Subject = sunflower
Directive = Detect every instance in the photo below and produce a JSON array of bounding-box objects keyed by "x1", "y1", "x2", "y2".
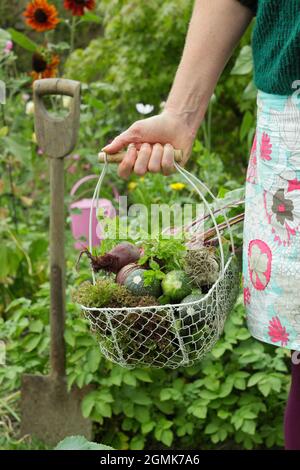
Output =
[
  {"x1": 23, "y1": 0, "x2": 59, "y2": 32},
  {"x1": 31, "y1": 52, "x2": 60, "y2": 81},
  {"x1": 64, "y1": 0, "x2": 96, "y2": 16}
]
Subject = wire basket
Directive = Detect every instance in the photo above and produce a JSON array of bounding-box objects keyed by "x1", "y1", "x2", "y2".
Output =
[{"x1": 78, "y1": 156, "x2": 240, "y2": 369}]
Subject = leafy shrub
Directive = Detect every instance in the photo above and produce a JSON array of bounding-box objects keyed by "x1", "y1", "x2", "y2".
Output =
[
  {"x1": 0, "y1": 283, "x2": 290, "y2": 450},
  {"x1": 0, "y1": 0, "x2": 285, "y2": 452}
]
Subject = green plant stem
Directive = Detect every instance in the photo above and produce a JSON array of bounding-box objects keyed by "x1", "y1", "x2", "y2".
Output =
[
  {"x1": 207, "y1": 100, "x2": 213, "y2": 152},
  {"x1": 6, "y1": 227, "x2": 33, "y2": 275},
  {"x1": 70, "y1": 16, "x2": 77, "y2": 53},
  {"x1": 7, "y1": 161, "x2": 18, "y2": 232},
  {"x1": 1, "y1": 104, "x2": 6, "y2": 126}
]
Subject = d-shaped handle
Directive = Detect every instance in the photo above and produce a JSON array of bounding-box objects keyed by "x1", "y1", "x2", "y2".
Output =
[{"x1": 33, "y1": 78, "x2": 81, "y2": 158}]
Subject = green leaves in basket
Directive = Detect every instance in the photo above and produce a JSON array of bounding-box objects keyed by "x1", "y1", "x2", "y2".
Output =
[{"x1": 139, "y1": 236, "x2": 187, "y2": 272}]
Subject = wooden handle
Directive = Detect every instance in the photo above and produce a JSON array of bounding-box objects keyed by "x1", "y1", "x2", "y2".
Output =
[
  {"x1": 50, "y1": 158, "x2": 66, "y2": 379},
  {"x1": 33, "y1": 78, "x2": 80, "y2": 97},
  {"x1": 98, "y1": 148, "x2": 184, "y2": 164},
  {"x1": 33, "y1": 78, "x2": 81, "y2": 158},
  {"x1": 33, "y1": 79, "x2": 81, "y2": 379}
]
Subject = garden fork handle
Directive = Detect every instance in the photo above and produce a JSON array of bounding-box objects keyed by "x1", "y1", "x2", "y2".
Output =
[
  {"x1": 34, "y1": 78, "x2": 81, "y2": 158},
  {"x1": 33, "y1": 79, "x2": 81, "y2": 380}
]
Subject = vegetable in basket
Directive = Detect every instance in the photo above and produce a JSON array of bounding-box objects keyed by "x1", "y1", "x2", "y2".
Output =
[
  {"x1": 124, "y1": 268, "x2": 162, "y2": 298},
  {"x1": 116, "y1": 262, "x2": 140, "y2": 284},
  {"x1": 74, "y1": 173, "x2": 244, "y2": 368},
  {"x1": 184, "y1": 246, "x2": 220, "y2": 288},
  {"x1": 79, "y1": 242, "x2": 140, "y2": 274},
  {"x1": 180, "y1": 289, "x2": 205, "y2": 326},
  {"x1": 161, "y1": 270, "x2": 192, "y2": 302}
]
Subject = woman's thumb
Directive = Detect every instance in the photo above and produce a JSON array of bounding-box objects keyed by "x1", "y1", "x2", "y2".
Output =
[
  {"x1": 102, "y1": 127, "x2": 139, "y2": 153},
  {"x1": 102, "y1": 122, "x2": 145, "y2": 153},
  {"x1": 101, "y1": 136, "x2": 124, "y2": 153}
]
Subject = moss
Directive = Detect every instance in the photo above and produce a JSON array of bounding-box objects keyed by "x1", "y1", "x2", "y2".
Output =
[
  {"x1": 73, "y1": 279, "x2": 159, "y2": 309},
  {"x1": 184, "y1": 247, "x2": 220, "y2": 288}
]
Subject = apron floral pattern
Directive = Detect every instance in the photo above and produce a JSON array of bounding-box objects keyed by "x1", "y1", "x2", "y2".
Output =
[{"x1": 242, "y1": 90, "x2": 300, "y2": 351}]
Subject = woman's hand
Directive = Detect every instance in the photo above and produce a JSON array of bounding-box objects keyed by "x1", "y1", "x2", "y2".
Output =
[
  {"x1": 101, "y1": 0, "x2": 253, "y2": 180},
  {"x1": 101, "y1": 109, "x2": 196, "y2": 179}
]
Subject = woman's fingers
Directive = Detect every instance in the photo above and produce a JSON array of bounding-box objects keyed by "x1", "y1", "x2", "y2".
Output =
[
  {"x1": 161, "y1": 143, "x2": 175, "y2": 175},
  {"x1": 118, "y1": 142, "x2": 175, "y2": 178},
  {"x1": 118, "y1": 144, "x2": 137, "y2": 179},
  {"x1": 148, "y1": 143, "x2": 163, "y2": 173},
  {"x1": 134, "y1": 143, "x2": 152, "y2": 176}
]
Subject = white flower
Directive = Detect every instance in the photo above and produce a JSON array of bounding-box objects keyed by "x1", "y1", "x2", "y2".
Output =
[
  {"x1": 136, "y1": 103, "x2": 154, "y2": 115},
  {"x1": 26, "y1": 101, "x2": 35, "y2": 115},
  {"x1": 249, "y1": 244, "x2": 269, "y2": 286}
]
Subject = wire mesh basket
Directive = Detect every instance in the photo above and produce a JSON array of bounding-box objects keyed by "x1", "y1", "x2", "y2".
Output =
[{"x1": 78, "y1": 155, "x2": 241, "y2": 369}]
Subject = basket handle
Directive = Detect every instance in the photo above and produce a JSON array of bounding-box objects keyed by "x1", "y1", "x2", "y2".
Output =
[
  {"x1": 70, "y1": 174, "x2": 120, "y2": 200},
  {"x1": 89, "y1": 152, "x2": 235, "y2": 284},
  {"x1": 173, "y1": 163, "x2": 236, "y2": 275}
]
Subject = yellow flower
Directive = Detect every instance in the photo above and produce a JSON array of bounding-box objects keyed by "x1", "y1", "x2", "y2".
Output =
[
  {"x1": 170, "y1": 182, "x2": 186, "y2": 191},
  {"x1": 128, "y1": 182, "x2": 138, "y2": 191}
]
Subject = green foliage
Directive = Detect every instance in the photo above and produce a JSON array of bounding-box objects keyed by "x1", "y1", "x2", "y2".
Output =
[
  {"x1": 65, "y1": 0, "x2": 192, "y2": 108},
  {"x1": 8, "y1": 29, "x2": 38, "y2": 53},
  {"x1": 54, "y1": 435, "x2": 114, "y2": 451},
  {"x1": 139, "y1": 237, "x2": 187, "y2": 272},
  {"x1": 0, "y1": 0, "x2": 287, "y2": 452},
  {"x1": 1, "y1": 286, "x2": 290, "y2": 450}
]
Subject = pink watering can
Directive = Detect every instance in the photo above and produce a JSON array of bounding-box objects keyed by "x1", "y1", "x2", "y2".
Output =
[{"x1": 69, "y1": 175, "x2": 118, "y2": 249}]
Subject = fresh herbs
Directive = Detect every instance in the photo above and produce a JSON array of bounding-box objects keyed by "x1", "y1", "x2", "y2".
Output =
[{"x1": 139, "y1": 236, "x2": 186, "y2": 272}]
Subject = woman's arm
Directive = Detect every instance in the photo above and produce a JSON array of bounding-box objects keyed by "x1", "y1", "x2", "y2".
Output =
[
  {"x1": 102, "y1": 0, "x2": 254, "y2": 178},
  {"x1": 165, "y1": 0, "x2": 254, "y2": 136}
]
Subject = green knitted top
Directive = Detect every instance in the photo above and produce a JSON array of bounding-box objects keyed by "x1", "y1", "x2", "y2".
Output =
[{"x1": 238, "y1": 0, "x2": 300, "y2": 95}]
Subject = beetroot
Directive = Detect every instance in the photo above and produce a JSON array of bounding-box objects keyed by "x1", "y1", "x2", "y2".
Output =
[
  {"x1": 116, "y1": 263, "x2": 140, "y2": 284},
  {"x1": 78, "y1": 242, "x2": 140, "y2": 274}
]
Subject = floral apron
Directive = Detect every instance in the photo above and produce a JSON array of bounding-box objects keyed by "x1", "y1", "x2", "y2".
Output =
[{"x1": 242, "y1": 90, "x2": 300, "y2": 351}]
